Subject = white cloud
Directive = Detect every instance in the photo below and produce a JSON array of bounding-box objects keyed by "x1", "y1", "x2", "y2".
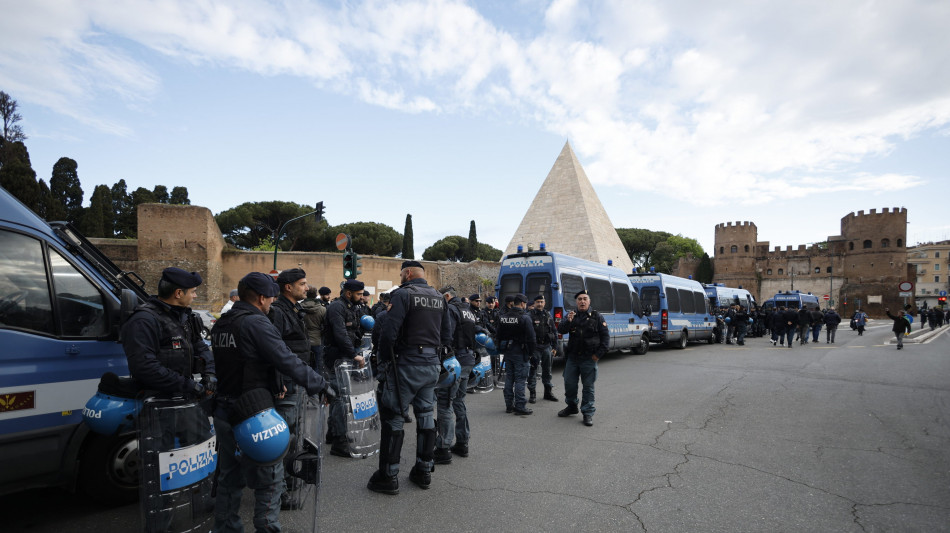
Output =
[{"x1": 2, "y1": 0, "x2": 949, "y2": 204}]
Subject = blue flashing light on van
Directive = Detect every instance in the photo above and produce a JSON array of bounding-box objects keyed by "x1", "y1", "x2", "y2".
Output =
[
  {"x1": 495, "y1": 250, "x2": 651, "y2": 356},
  {"x1": 629, "y1": 271, "x2": 715, "y2": 348},
  {"x1": 762, "y1": 290, "x2": 820, "y2": 311},
  {"x1": 0, "y1": 187, "x2": 147, "y2": 503}
]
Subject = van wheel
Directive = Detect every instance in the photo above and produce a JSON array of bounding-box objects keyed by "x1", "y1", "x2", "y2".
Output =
[
  {"x1": 675, "y1": 331, "x2": 688, "y2": 349},
  {"x1": 633, "y1": 335, "x2": 649, "y2": 355},
  {"x1": 78, "y1": 433, "x2": 140, "y2": 505}
]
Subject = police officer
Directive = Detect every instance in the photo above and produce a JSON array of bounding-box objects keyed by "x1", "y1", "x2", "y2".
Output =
[
  {"x1": 367, "y1": 261, "x2": 449, "y2": 494},
  {"x1": 210, "y1": 272, "x2": 335, "y2": 533},
  {"x1": 267, "y1": 268, "x2": 311, "y2": 510},
  {"x1": 557, "y1": 290, "x2": 609, "y2": 427},
  {"x1": 733, "y1": 305, "x2": 750, "y2": 346},
  {"x1": 434, "y1": 286, "x2": 480, "y2": 464},
  {"x1": 498, "y1": 293, "x2": 536, "y2": 416},
  {"x1": 323, "y1": 279, "x2": 367, "y2": 457},
  {"x1": 122, "y1": 267, "x2": 215, "y2": 397},
  {"x1": 528, "y1": 295, "x2": 558, "y2": 402}
]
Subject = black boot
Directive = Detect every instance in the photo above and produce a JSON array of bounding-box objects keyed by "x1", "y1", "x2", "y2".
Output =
[
  {"x1": 558, "y1": 404, "x2": 579, "y2": 417},
  {"x1": 543, "y1": 385, "x2": 559, "y2": 402},
  {"x1": 529, "y1": 390, "x2": 537, "y2": 404}
]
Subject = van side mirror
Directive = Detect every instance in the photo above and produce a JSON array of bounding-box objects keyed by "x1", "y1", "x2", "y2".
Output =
[{"x1": 120, "y1": 289, "x2": 139, "y2": 324}]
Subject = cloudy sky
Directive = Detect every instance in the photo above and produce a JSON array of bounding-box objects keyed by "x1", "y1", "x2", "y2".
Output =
[{"x1": 2, "y1": 0, "x2": 949, "y2": 259}]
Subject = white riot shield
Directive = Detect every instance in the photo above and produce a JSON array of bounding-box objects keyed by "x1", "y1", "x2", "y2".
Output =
[
  {"x1": 138, "y1": 397, "x2": 216, "y2": 533},
  {"x1": 334, "y1": 360, "x2": 381, "y2": 458}
]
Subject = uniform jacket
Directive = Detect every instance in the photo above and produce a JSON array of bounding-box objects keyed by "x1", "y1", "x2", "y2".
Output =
[
  {"x1": 377, "y1": 278, "x2": 451, "y2": 366},
  {"x1": 269, "y1": 295, "x2": 311, "y2": 364},
  {"x1": 122, "y1": 296, "x2": 214, "y2": 394},
  {"x1": 529, "y1": 307, "x2": 557, "y2": 347},
  {"x1": 323, "y1": 297, "x2": 363, "y2": 366},
  {"x1": 497, "y1": 307, "x2": 537, "y2": 357},
  {"x1": 557, "y1": 308, "x2": 609, "y2": 360}
]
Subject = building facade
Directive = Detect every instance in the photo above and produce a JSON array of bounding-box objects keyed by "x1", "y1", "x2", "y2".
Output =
[
  {"x1": 907, "y1": 241, "x2": 950, "y2": 309},
  {"x1": 712, "y1": 208, "x2": 914, "y2": 317}
]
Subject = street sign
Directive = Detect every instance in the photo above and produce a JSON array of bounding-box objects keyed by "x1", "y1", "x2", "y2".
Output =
[
  {"x1": 269, "y1": 269, "x2": 279, "y2": 280},
  {"x1": 822, "y1": 294, "x2": 830, "y2": 301},
  {"x1": 941, "y1": 290, "x2": 948, "y2": 297},
  {"x1": 899, "y1": 291, "x2": 912, "y2": 297},
  {"x1": 335, "y1": 233, "x2": 350, "y2": 251},
  {"x1": 898, "y1": 281, "x2": 914, "y2": 292}
]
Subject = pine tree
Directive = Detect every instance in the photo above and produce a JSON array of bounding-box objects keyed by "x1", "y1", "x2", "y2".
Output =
[
  {"x1": 169, "y1": 186, "x2": 190, "y2": 205},
  {"x1": 402, "y1": 214, "x2": 414, "y2": 259},
  {"x1": 152, "y1": 185, "x2": 169, "y2": 204}
]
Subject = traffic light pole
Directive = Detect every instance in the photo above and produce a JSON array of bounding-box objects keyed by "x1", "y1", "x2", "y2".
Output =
[{"x1": 273, "y1": 202, "x2": 324, "y2": 271}]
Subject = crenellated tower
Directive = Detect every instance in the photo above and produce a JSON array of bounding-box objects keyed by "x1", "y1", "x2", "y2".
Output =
[{"x1": 713, "y1": 221, "x2": 759, "y2": 296}]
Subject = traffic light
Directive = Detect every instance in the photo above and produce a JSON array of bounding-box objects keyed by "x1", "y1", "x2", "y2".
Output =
[
  {"x1": 343, "y1": 251, "x2": 355, "y2": 279},
  {"x1": 939, "y1": 296, "x2": 947, "y2": 306},
  {"x1": 314, "y1": 201, "x2": 324, "y2": 222},
  {"x1": 353, "y1": 251, "x2": 362, "y2": 278}
]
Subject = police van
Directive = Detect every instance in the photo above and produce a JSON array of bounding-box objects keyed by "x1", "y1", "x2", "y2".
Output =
[
  {"x1": 703, "y1": 283, "x2": 756, "y2": 311},
  {"x1": 0, "y1": 188, "x2": 146, "y2": 503},
  {"x1": 495, "y1": 246, "x2": 651, "y2": 356},
  {"x1": 629, "y1": 269, "x2": 715, "y2": 347},
  {"x1": 762, "y1": 290, "x2": 820, "y2": 311}
]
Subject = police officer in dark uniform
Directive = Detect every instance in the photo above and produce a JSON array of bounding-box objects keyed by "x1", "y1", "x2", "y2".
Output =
[
  {"x1": 528, "y1": 295, "x2": 558, "y2": 402},
  {"x1": 323, "y1": 279, "x2": 367, "y2": 457},
  {"x1": 498, "y1": 293, "x2": 536, "y2": 416},
  {"x1": 267, "y1": 268, "x2": 311, "y2": 510},
  {"x1": 122, "y1": 267, "x2": 215, "y2": 398},
  {"x1": 367, "y1": 261, "x2": 449, "y2": 495},
  {"x1": 434, "y1": 286, "x2": 480, "y2": 464},
  {"x1": 211, "y1": 272, "x2": 336, "y2": 533},
  {"x1": 557, "y1": 290, "x2": 609, "y2": 427}
]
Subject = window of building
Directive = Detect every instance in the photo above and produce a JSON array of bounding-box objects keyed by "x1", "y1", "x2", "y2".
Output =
[
  {"x1": 744, "y1": 245, "x2": 750, "y2": 252},
  {"x1": 826, "y1": 266, "x2": 832, "y2": 273},
  {"x1": 730, "y1": 245, "x2": 738, "y2": 253},
  {"x1": 936, "y1": 251, "x2": 941, "y2": 258},
  {"x1": 814, "y1": 267, "x2": 820, "y2": 273},
  {"x1": 935, "y1": 264, "x2": 941, "y2": 271},
  {"x1": 719, "y1": 246, "x2": 724, "y2": 254},
  {"x1": 863, "y1": 240, "x2": 872, "y2": 249},
  {"x1": 936, "y1": 275, "x2": 941, "y2": 283},
  {"x1": 881, "y1": 238, "x2": 889, "y2": 248},
  {"x1": 778, "y1": 268, "x2": 784, "y2": 275},
  {"x1": 897, "y1": 238, "x2": 903, "y2": 247},
  {"x1": 767, "y1": 269, "x2": 772, "y2": 275}
]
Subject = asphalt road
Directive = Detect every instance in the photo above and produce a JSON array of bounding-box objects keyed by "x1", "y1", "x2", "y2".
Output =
[{"x1": 6, "y1": 322, "x2": 950, "y2": 532}]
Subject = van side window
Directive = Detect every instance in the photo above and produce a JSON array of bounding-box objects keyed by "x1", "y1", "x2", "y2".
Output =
[
  {"x1": 587, "y1": 278, "x2": 613, "y2": 313},
  {"x1": 499, "y1": 274, "x2": 523, "y2": 305},
  {"x1": 561, "y1": 274, "x2": 585, "y2": 311},
  {"x1": 640, "y1": 287, "x2": 660, "y2": 313},
  {"x1": 525, "y1": 274, "x2": 552, "y2": 310},
  {"x1": 0, "y1": 230, "x2": 54, "y2": 334},
  {"x1": 666, "y1": 287, "x2": 680, "y2": 313},
  {"x1": 630, "y1": 291, "x2": 642, "y2": 316},
  {"x1": 49, "y1": 249, "x2": 108, "y2": 337},
  {"x1": 678, "y1": 288, "x2": 695, "y2": 313},
  {"x1": 693, "y1": 292, "x2": 708, "y2": 314},
  {"x1": 613, "y1": 282, "x2": 631, "y2": 314}
]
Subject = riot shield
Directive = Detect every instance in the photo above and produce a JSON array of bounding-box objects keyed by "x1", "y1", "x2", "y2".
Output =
[
  {"x1": 284, "y1": 395, "x2": 326, "y2": 531},
  {"x1": 138, "y1": 397, "x2": 216, "y2": 533},
  {"x1": 334, "y1": 360, "x2": 381, "y2": 458}
]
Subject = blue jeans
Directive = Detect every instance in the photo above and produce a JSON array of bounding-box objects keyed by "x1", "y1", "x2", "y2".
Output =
[
  {"x1": 213, "y1": 415, "x2": 284, "y2": 533},
  {"x1": 502, "y1": 352, "x2": 530, "y2": 410},
  {"x1": 378, "y1": 363, "x2": 440, "y2": 476},
  {"x1": 436, "y1": 364, "x2": 473, "y2": 448},
  {"x1": 735, "y1": 324, "x2": 748, "y2": 344},
  {"x1": 782, "y1": 328, "x2": 795, "y2": 347},
  {"x1": 563, "y1": 356, "x2": 598, "y2": 415},
  {"x1": 811, "y1": 324, "x2": 822, "y2": 342}
]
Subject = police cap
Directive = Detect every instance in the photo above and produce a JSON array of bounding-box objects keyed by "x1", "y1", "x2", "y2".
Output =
[
  {"x1": 513, "y1": 293, "x2": 528, "y2": 304},
  {"x1": 318, "y1": 286, "x2": 331, "y2": 296},
  {"x1": 343, "y1": 280, "x2": 365, "y2": 292},
  {"x1": 533, "y1": 295, "x2": 545, "y2": 302},
  {"x1": 241, "y1": 272, "x2": 279, "y2": 298},
  {"x1": 363, "y1": 290, "x2": 370, "y2": 296},
  {"x1": 504, "y1": 295, "x2": 514, "y2": 304},
  {"x1": 485, "y1": 296, "x2": 496, "y2": 303},
  {"x1": 275, "y1": 268, "x2": 306, "y2": 287},
  {"x1": 469, "y1": 294, "x2": 481, "y2": 302},
  {"x1": 575, "y1": 290, "x2": 589, "y2": 299},
  {"x1": 161, "y1": 267, "x2": 202, "y2": 289},
  {"x1": 401, "y1": 260, "x2": 424, "y2": 270}
]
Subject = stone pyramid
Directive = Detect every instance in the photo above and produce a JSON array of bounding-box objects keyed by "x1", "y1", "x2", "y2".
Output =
[{"x1": 505, "y1": 141, "x2": 634, "y2": 273}]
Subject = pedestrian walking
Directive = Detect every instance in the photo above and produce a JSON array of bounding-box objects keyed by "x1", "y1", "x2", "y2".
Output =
[
  {"x1": 884, "y1": 307, "x2": 911, "y2": 349},
  {"x1": 824, "y1": 308, "x2": 841, "y2": 343},
  {"x1": 853, "y1": 309, "x2": 869, "y2": 335}
]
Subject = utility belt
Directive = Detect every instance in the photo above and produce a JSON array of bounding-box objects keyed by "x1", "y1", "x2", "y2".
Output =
[
  {"x1": 396, "y1": 345, "x2": 439, "y2": 356},
  {"x1": 498, "y1": 340, "x2": 527, "y2": 353}
]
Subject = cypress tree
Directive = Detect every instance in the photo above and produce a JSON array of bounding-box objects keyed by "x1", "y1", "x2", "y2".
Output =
[
  {"x1": 402, "y1": 214, "x2": 414, "y2": 259},
  {"x1": 49, "y1": 157, "x2": 84, "y2": 225},
  {"x1": 465, "y1": 220, "x2": 478, "y2": 261},
  {"x1": 697, "y1": 253, "x2": 714, "y2": 284}
]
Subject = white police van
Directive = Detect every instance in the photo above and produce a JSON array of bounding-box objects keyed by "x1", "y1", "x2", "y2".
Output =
[{"x1": 0, "y1": 187, "x2": 145, "y2": 503}]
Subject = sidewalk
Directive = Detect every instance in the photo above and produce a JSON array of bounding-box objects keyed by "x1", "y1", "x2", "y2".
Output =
[{"x1": 888, "y1": 323, "x2": 949, "y2": 344}]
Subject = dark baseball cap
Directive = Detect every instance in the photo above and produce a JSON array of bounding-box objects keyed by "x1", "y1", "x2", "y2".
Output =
[{"x1": 240, "y1": 272, "x2": 279, "y2": 298}]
